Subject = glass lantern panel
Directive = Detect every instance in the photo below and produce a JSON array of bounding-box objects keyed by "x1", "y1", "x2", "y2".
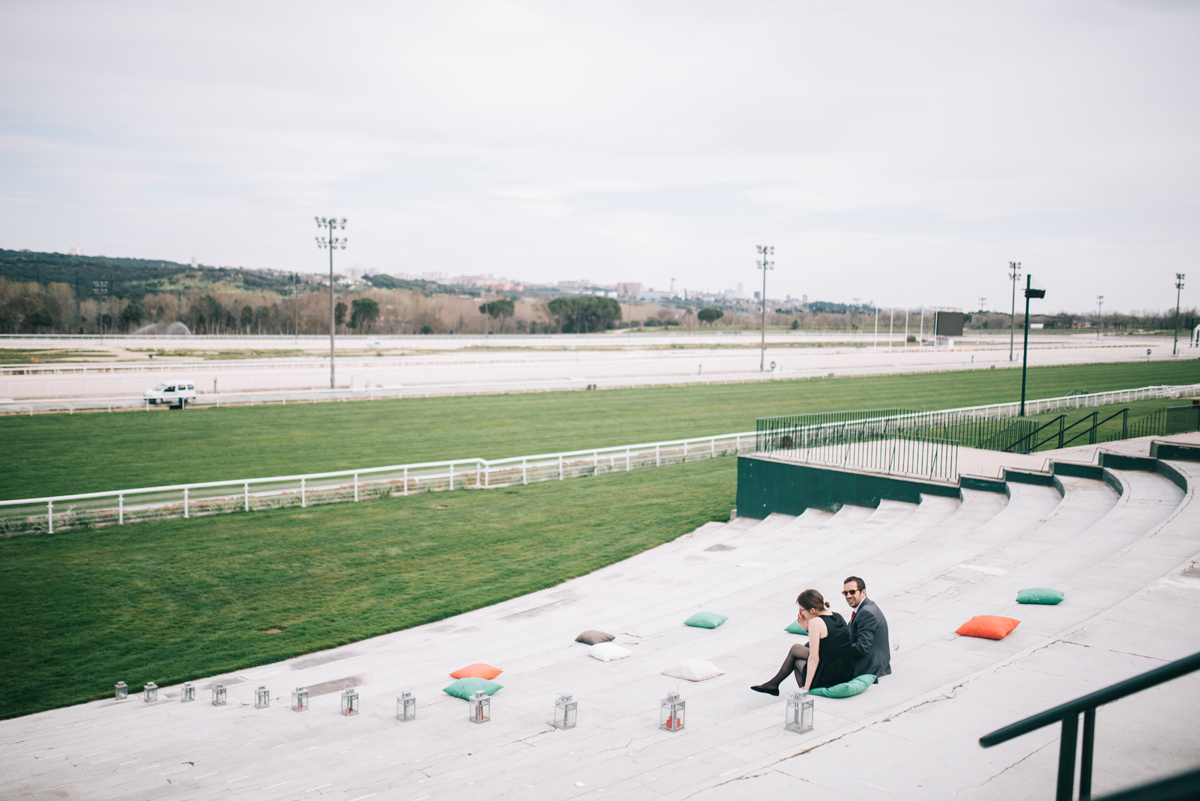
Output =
[
  {"x1": 469, "y1": 693, "x2": 490, "y2": 723},
  {"x1": 341, "y1": 690, "x2": 359, "y2": 716},
  {"x1": 115, "y1": 682, "x2": 128, "y2": 700},
  {"x1": 660, "y1": 698, "x2": 685, "y2": 731},
  {"x1": 397, "y1": 695, "x2": 416, "y2": 721},
  {"x1": 292, "y1": 688, "x2": 309, "y2": 712},
  {"x1": 181, "y1": 683, "x2": 195, "y2": 703},
  {"x1": 256, "y1": 687, "x2": 270, "y2": 709},
  {"x1": 212, "y1": 685, "x2": 226, "y2": 706}
]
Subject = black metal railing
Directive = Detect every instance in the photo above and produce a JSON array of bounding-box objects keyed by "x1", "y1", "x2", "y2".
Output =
[{"x1": 979, "y1": 650, "x2": 1200, "y2": 801}]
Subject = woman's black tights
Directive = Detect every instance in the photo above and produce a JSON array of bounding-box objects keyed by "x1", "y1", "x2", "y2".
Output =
[{"x1": 754, "y1": 643, "x2": 810, "y2": 693}]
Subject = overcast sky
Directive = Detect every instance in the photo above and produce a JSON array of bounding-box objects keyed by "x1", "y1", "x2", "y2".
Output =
[{"x1": 2, "y1": 1, "x2": 1198, "y2": 313}]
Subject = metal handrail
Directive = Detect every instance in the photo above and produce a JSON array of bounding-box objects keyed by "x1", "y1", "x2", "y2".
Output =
[
  {"x1": 980, "y1": 650, "x2": 1200, "y2": 801},
  {"x1": 1009, "y1": 414, "x2": 1066, "y2": 453}
]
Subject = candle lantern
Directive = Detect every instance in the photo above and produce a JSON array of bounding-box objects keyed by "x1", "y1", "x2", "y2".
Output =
[
  {"x1": 143, "y1": 682, "x2": 158, "y2": 703},
  {"x1": 255, "y1": 685, "x2": 270, "y2": 709},
  {"x1": 468, "y1": 689, "x2": 490, "y2": 724},
  {"x1": 340, "y1": 684, "x2": 359, "y2": 717},
  {"x1": 785, "y1": 691, "x2": 814, "y2": 734},
  {"x1": 551, "y1": 693, "x2": 577, "y2": 730},
  {"x1": 212, "y1": 684, "x2": 227, "y2": 706},
  {"x1": 396, "y1": 687, "x2": 416, "y2": 722},
  {"x1": 181, "y1": 682, "x2": 195, "y2": 703},
  {"x1": 115, "y1": 681, "x2": 128, "y2": 701},
  {"x1": 659, "y1": 686, "x2": 685, "y2": 732},
  {"x1": 292, "y1": 686, "x2": 309, "y2": 712}
]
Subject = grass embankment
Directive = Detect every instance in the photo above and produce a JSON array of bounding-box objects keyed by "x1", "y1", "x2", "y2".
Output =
[
  {"x1": 0, "y1": 459, "x2": 735, "y2": 719},
  {"x1": 2, "y1": 360, "x2": 1198, "y2": 500},
  {"x1": 1, "y1": 359, "x2": 1198, "y2": 720}
]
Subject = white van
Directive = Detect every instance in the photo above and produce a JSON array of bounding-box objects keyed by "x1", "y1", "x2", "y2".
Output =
[{"x1": 144, "y1": 380, "x2": 197, "y2": 406}]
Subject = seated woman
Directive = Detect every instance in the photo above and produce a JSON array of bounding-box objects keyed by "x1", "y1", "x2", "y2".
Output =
[{"x1": 751, "y1": 589, "x2": 855, "y2": 696}]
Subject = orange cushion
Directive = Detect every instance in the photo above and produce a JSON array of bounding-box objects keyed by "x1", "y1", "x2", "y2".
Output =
[
  {"x1": 449, "y1": 663, "x2": 503, "y2": 680},
  {"x1": 956, "y1": 615, "x2": 1020, "y2": 640}
]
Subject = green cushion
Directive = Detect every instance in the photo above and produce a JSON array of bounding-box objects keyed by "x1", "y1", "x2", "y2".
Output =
[
  {"x1": 785, "y1": 620, "x2": 808, "y2": 635},
  {"x1": 684, "y1": 611, "x2": 728, "y2": 629},
  {"x1": 1016, "y1": 588, "x2": 1065, "y2": 605},
  {"x1": 443, "y1": 677, "x2": 503, "y2": 700},
  {"x1": 809, "y1": 674, "x2": 876, "y2": 698}
]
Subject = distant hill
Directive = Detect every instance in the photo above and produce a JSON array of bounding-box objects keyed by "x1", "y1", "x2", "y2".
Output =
[{"x1": 0, "y1": 249, "x2": 298, "y2": 299}]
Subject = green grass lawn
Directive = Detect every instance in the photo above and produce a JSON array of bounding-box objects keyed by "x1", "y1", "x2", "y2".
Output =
[
  {"x1": 0, "y1": 458, "x2": 735, "y2": 720},
  {"x1": 3, "y1": 360, "x2": 1198, "y2": 500}
]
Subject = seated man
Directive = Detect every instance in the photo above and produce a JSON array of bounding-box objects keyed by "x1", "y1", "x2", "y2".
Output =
[{"x1": 843, "y1": 576, "x2": 891, "y2": 682}]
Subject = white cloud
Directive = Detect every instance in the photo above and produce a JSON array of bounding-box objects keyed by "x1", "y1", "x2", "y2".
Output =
[{"x1": 1, "y1": 0, "x2": 1198, "y2": 311}]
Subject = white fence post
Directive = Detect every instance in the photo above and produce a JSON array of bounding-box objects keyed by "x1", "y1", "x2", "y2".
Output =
[
  {"x1": 710, "y1": 437, "x2": 715, "y2": 457},
  {"x1": 244, "y1": 483, "x2": 249, "y2": 512},
  {"x1": 48, "y1": 500, "x2": 53, "y2": 534},
  {"x1": 118, "y1": 493, "x2": 123, "y2": 525},
  {"x1": 559, "y1": 455, "x2": 563, "y2": 480},
  {"x1": 523, "y1": 459, "x2": 528, "y2": 485},
  {"x1": 450, "y1": 464, "x2": 455, "y2": 491},
  {"x1": 683, "y1": 441, "x2": 688, "y2": 462},
  {"x1": 354, "y1": 473, "x2": 359, "y2": 502},
  {"x1": 301, "y1": 478, "x2": 306, "y2": 508},
  {"x1": 404, "y1": 467, "x2": 409, "y2": 496},
  {"x1": 626, "y1": 448, "x2": 631, "y2": 471},
  {"x1": 184, "y1": 488, "x2": 189, "y2": 518},
  {"x1": 655, "y1": 444, "x2": 660, "y2": 466}
]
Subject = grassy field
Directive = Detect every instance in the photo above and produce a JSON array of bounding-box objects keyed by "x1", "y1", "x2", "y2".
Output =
[
  {"x1": 3, "y1": 360, "x2": 1198, "y2": 500},
  {"x1": 2, "y1": 359, "x2": 1199, "y2": 720},
  {"x1": 0, "y1": 458, "x2": 735, "y2": 719}
]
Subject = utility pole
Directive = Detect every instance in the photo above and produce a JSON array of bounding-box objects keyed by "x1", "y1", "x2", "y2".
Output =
[
  {"x1": 1019, "y1": 275, "x2": 1047, "y2": 416},
  {"x1": 315, "y1": 216, "x2": 347, "y2": 390},
  {"x1": 1096, "y1": 295, "x2": 1104, "y2": 340},
  {"x1": 1173, "y1": 273, "x2": 1186, "y2": 356},
  {"x1": 756, "y1": 245, "x2": 774, "y2": 372},
  {"x1": 1008, "y1": 261, "x2": 1021, "y2": 361}
]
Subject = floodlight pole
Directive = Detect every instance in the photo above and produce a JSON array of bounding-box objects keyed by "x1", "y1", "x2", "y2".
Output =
[
  {"x1": 1008, "y1": 261, "x2": 1021, "y2": 361},
  {"x1": 315, "y1": 216, "x2": 347, "y2": 390},
  {"x1": 1173, "y1": 273, "x2": 1185, "y2": 356},
  {"x1": 1019, "y1": 275, "x2": 1046, "y2": 416},
  {"x1": 1096, "y1": 295, "x2": 1104, "y2": 340},
  {"x1": 756, "y1": 245, "x2": 774, "y2": 372}
]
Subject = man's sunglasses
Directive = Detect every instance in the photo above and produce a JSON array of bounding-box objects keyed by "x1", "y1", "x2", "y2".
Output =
[{"x1": 842, "y1": 590, "x2": 860, "y2": 596}]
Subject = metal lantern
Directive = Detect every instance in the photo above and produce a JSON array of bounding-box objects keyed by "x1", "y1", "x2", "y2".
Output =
[
  {"x1": 143, "y1": 682, "x2": 158, "y2": 703},
  {"x1": 551, "y1": 693, "x2": 577, "y2": 730},
  {"x1": 181, "y1": 682, "x2": 195, "y2": 703},
  {"x1": 785, "y1": 691, "x2": 814, "y2": 734},
  {"x1": 114, "y1": 681, "x2": 128, "y2": 701},
  {"x1": 468, "y1": 689, "x2": 491, "y2": 724},
  {"x1": 212, "y1": 684, "x2": 227, "y2": 706},
  {"x1": 255, "y1": 685, "x2": 270, "y2": 709},
  {"x1": 659, "y1": 686, "x2": 685, "y2": 732},
  {"x1": 292, "y1": 686, "x2": 309, "y2": 712},
  {"x1": 396, "y1": 688, "x2": 416, "y2": 722},
  {"x1": 341, "y1": 684, "x2": 359, "y2": 717}
]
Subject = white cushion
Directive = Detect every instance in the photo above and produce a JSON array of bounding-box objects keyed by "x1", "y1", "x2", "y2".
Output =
[
  {"x1": 588, "y1": 642, "x2": 631, "y2": 662},
  {"x1": 661, "y1": 659, "x2": 724, "y2": 682}
]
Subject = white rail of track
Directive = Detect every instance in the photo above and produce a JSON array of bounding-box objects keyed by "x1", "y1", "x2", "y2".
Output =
[{"x1": 2, "y1": 382, "x2": 1198, "y2": 537}]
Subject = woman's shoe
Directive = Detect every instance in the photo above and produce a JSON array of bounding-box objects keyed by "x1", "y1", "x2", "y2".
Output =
[{"x1": 750, "y1": 684, "x2": 779, "y2": 696}]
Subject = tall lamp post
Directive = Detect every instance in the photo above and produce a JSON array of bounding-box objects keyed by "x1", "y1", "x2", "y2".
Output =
[
  {"x1": 1096, "y1": 295, "x2": 1104, "y2": 340},
  {"x1": 756, "y1": 245, "x2": 774, "y2": 372},
  {"x1": 315, "y1": 216, "x2": 347, "y2": 390},
  {"x1": 1019, "y1": 275, "x2": 1046, "y2": 416},
  {"x1": 1008, "y1": 261, "x2": 1021, "y2": 361},
  {"x1": 1173, "y1": 273, "x2": 1186, "y2": 356}
]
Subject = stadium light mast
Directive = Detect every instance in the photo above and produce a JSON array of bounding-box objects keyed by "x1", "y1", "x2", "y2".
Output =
[
  {"x1": 1173, "y1": 274, "x2": 1186, "y2": 356},
  {"x1": 1008, "y1": 261, "x2": 1021, "y2": 361},
  {"x1": 1096, "y1": 295, "x2": 1104, "y2": 340},
  {"x1": 1019, "y1": 275, "x2": 1046, "y2": 416},
  {"x1": 756, "y1": 245, "x2": 774, "y2": 372},
  {"x1": 315, "y1": 216, "x2": 347, "y2": 390}
]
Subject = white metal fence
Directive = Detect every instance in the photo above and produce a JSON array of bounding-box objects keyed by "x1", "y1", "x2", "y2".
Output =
[
  {"x1": 0, "y1": 433, "x2": 756, "y2": 537},
  {"x1": 2, "y1": 382, "x2": 1198, "y2": 537}
]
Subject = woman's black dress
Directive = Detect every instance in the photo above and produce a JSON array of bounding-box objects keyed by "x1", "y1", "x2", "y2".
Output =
[{"x1": 806, "y1": 612, "x2": 856, "y2": 689}]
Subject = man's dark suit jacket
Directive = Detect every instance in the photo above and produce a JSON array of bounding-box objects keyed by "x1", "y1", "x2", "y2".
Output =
[{"x1": 848, "y1": 597, "x2": 892, "y2": 680}]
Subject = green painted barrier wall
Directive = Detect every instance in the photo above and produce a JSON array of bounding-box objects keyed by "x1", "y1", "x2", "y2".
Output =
[{"x1": 736, "y1": 456, "x2": 961, "y2": 519}]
